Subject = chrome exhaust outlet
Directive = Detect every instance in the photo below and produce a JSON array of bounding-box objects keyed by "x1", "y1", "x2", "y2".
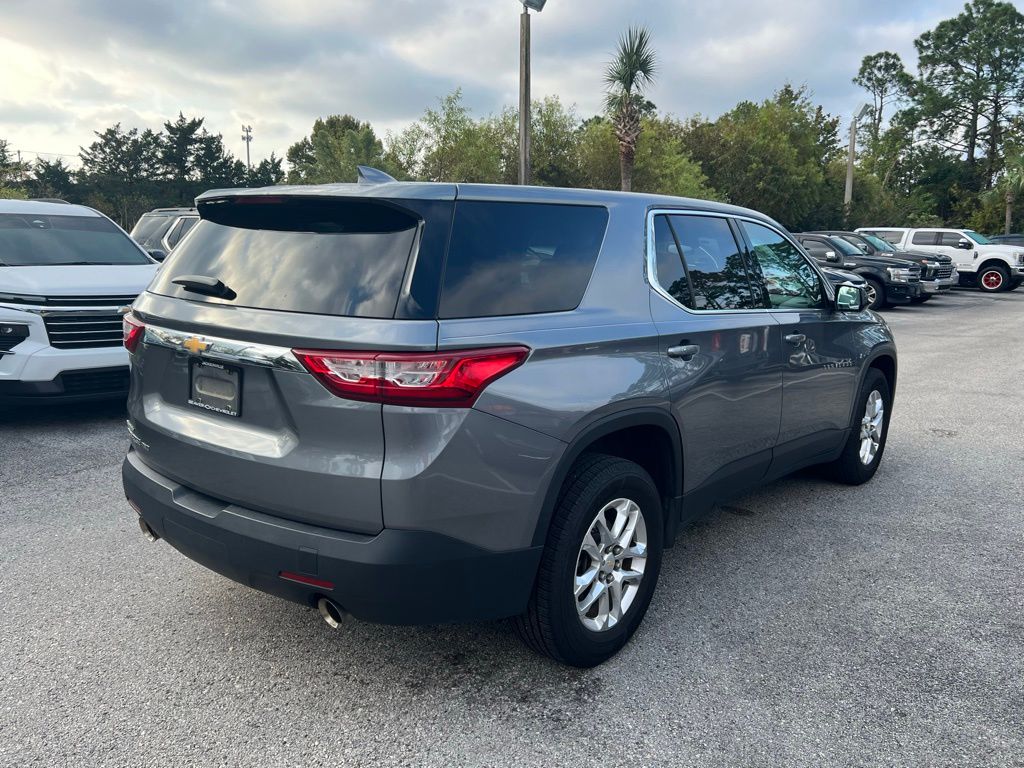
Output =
[
  {"x1": 316, "y1": 597, "x2": 346, "y2": 629},
  {"x1": 137, "y1": 516, "x2": 160, "y2": 542}
]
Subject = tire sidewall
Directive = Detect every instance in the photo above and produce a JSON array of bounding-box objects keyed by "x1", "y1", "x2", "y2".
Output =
[
  {"x1": 849, "y1": 369, "x2": 892, "y2": 481},
  {"x1": 549, "y1": 468, "x2": 663, "y2": 666},
  {"x1": 865, "y1": 277, "x2": 886, "y2": 309},
  {"x1": 978, "y1": 266, "x2": 1008, "y2": 292}
]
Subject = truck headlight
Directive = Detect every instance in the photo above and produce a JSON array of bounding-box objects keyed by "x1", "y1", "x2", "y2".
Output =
[{"x1": 886, "y1": 267, "x2": 913, "y2": 283}]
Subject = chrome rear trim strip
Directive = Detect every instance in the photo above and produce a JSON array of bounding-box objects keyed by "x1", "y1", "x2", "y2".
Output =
[{"x1": 143, "y1": 324, "x2": 305, "y2": 372}]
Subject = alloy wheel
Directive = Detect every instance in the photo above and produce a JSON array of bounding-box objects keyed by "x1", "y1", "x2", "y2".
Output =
[
  {"x1": 574, "y1": 498, "x2": 648, "y2": 632},
  {"x1": 865, "y1": 282, "x2": 879, "y2": 307},
  {"x1": 859, "y1": 390, "x2": 884, "y2": 465}
]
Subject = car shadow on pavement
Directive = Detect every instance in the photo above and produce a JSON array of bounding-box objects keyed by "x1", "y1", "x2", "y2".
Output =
[{"x1": 0, "y1": 398, "x2": 126, "y2": 427}]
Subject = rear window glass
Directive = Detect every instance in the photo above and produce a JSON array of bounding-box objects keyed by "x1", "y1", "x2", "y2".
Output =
[
  {"x1": 130, "y1": 214, "x2": 172, "y2": 246},
  {"x1": 0, "y1": 214, "x2": 150, "y2": 266},
  {"x1": 150, "y1": 197, "x2": 420, "y2": 318},
  {"x1": 439, "y1": 202, "x2": 608, "y2": 318}
]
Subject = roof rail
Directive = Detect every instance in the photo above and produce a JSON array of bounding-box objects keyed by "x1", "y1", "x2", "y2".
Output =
[
  {"x1": 29, "y1": 198, "x2": 71, "y2": 204},
  {"x1": 357, "y1": 166, "x2": 397, "y2": 185}
]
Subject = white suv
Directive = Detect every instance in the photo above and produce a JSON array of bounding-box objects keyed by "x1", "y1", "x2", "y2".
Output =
[
  {"x1": 857, "y1": 227, "x2": 1024, "y2": 292},
  {"x1": 0, "y1": 200, "x2": 158, "y2": 402}
]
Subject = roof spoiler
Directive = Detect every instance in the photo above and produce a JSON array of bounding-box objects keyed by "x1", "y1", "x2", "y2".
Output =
[{"x1": 357, "y1": 166, "x2": 397, "y2": 185}]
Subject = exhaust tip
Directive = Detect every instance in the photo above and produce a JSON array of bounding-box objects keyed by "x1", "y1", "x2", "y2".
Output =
[
  {"x1": 137, "y1": 516, "x2": 160, "y2": 542},
  {"x1": 317, "y1": 597, "x2": 346, "y2": 629}
]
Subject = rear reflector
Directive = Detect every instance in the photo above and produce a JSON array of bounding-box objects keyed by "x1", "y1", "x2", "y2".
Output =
[
  {"x1": 293, "y1": 346, "x2": 529, "y2": 407},
  {"x1": 123, "y1": 312, "x2": 145, "y2": 353},
  {"x1": 279, "y1": 571, "x2": 335, "y2": 590}
]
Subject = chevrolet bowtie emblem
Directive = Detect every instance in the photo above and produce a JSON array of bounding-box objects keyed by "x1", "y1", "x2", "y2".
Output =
[{"x1": 182, "y1": 336, "x2": 210, "y2": 355}]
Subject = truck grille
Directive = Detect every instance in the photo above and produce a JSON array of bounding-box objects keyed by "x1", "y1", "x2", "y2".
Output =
[
  {"x1": 43, "y1": 312, "x2": 125, "y2": 349},
  {"x1": 935, "y1": 265, "x2": 954, "y2": 279}
]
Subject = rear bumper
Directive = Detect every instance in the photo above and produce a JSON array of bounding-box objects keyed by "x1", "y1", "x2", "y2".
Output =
[{"x1": 122, "y1": 449, "x2": 543, "y2": 625}]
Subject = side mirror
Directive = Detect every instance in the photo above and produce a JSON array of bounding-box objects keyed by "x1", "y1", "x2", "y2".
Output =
[
  {"x1": 836, "y1": 283, "x2": 865, "y2": 312},
  {"x1": 147, "y1": 249, "x2": 167, "y2": 262},
  {"x1": 824, "y1": 250, "x2": 840, "y2": 263},
  {"x1": 956, "y1": 239, "x2": 972, "y2": 250}
]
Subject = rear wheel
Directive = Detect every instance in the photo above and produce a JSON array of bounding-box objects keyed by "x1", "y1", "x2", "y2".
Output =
[
  {"x1": 864, "y1": 277, "x2": 886, "y2": 310},
  {"x1": 515, "y1": 454, "x2": 664, "y2": 667},
  {"x1": 1007, "y1": 279, "x2": 1021, "y2": 291},
  {"x1": 822, "y1": 368, "x2": 891, "y2": 485},
  {"x1": 978, "y1": 265, "x2": 1009, "y2": 292}
]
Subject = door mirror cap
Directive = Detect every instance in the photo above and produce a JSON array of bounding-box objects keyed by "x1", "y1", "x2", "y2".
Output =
[
  {"x1": 147, "y1": 249, "x2": 167, "y2": 262},
  {"x1": 956, "y1": 239, "x2": 972, "y2": 249},
  {"x1": 836, "y1": 283, "x2": 865, "y2": 312},
  {"x1": 825, "y1": 250, "x2": 840, "y2": 263}
]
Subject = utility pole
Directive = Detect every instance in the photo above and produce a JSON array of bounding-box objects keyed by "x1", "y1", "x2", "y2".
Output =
[
  {"x1": 844, "y1": 103, "x2": 871, "y2": 226},
  {"x1": 517, "y1": 1, "x2": 546, "y2": 185},
  {"x1": 518, "y1": 6, "x2": 531, "y2": 186},
  {"x1": 241, "y1": 125, "x2": 253, "y2": 172}
]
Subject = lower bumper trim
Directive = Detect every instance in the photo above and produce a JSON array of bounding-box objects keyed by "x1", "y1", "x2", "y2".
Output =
[{"x1": 122, "y1": 450, "x2": 543, "y2": 625}]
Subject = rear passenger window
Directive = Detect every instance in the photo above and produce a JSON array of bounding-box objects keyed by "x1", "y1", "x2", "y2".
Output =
[
  {"x1": 654, "y1": 214, "x2": 757, "y2": 311},
  {"x1": 912, "y1": 231, "x2": 937, "y2": 245},
  {"x1": 439, "y1": 202, "x2": 608, "y2": 318},
  {"x1": 938, "y1": 232, "x2": 962, "y2": 246}
]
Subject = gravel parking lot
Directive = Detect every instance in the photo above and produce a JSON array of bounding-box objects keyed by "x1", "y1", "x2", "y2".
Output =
[{"x1": 2, "y1": 290, "x2": 1022, "y2": 768}]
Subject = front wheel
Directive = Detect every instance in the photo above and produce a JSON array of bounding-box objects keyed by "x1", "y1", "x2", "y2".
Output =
[
  {"x1": 822, "y1": 368, "x2": 892, "y2": 485},
  {"x1": 864, "y1": 277, "x2": 886, "y2": 310},
  {"x1": 515, "y1": 454, "x2": 664, "y2": 667},
  {"x1": 978, "y1": 265, "x2": 1010, "y2": 292}
]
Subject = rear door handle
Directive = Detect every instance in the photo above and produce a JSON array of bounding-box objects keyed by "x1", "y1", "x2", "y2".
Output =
[
  {"x1": 784, "y1": 333, "x2": 806, "y2": 345},
  {"x1": 667, "y1": 344, "x2": 700, "y2": 360}
]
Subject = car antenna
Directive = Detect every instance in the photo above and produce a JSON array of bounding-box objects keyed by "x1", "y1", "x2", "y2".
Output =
[{"x1": 356, "y1": 166, "x2": 397, "y2": 185}]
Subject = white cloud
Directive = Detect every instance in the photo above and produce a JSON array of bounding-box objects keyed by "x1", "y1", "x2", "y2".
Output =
[{"x1": 0, "y1": 0, "x2": 980, "y2": 170}]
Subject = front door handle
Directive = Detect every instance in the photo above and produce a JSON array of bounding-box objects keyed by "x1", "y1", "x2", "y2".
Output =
[
  {"x1": 784, "y1": 333, "x2": 806, "y2": 345},
  {"x1": 667, "y1": 344, "x2": 700, "y2": 360}
]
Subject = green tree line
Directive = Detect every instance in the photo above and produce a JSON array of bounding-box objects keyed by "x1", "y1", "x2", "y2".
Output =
[{"x1": 4, "y1": 0, "x2": 1024, "y2": 234}]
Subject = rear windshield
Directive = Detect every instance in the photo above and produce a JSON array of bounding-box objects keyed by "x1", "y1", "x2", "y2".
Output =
[
  {"x1": 439, "y1": 201, "x2": 608, "y2": 318},
  {"x1": 0, "y1": 213, "x2": 151, "y2": 266},
  {"x1": 150, "y1": 197, "x2": 419, "y2": 318},
  {"x1": 129, "y1": 214, "x2": 173, "y2": 246}
]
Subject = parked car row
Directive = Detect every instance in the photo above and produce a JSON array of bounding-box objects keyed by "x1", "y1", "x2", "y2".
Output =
[
  {"x1": 792, "y1": 230, "x2": 957, "y2": 310},
  {"x1": 857, "y1": 227, "x2": 1024, "y2": 294}
]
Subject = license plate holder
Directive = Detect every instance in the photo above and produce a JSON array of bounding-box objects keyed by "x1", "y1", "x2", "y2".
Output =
[{"x1": 189, "y1": 359, "x2": 242, "y2": 417}]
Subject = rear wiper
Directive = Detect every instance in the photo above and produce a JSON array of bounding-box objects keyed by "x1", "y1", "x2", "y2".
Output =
[{"x1": 172, "y1": 274, "x2": 237, "y2": 300}]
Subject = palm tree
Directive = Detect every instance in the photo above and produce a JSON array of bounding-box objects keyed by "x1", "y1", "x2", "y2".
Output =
[
  {"x1": 986, "y1": 155, "x2": 1024, "y2": 234},
  {"x1": 604, "y1": 26, "x2": 657, "y2": 192}
]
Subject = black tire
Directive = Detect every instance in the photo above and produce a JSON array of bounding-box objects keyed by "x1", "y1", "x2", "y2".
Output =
[
  {"x1": 864, "y1": 277, "x2": 887, "y2": 309},
  {"x1": 1007, "y1": 280, "x2": 1021, "y2": 292},
  {"x1": 823, "y1": 368, "x2": 892, "y2": 485},
  {"x1": 978, "y1": 264, "x2": 1010, "y2": 292},
  {"x1": 514, "y1": 453, "x2": 664, "y2": 667}
]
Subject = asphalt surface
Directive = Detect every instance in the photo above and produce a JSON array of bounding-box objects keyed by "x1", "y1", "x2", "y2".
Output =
[{"x1": 2, "y1": 289, "x2": 1022, "y2": 768}]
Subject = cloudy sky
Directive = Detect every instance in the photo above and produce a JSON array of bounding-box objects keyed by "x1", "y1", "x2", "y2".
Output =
[{"x1": 0, "y1": 0, "x2": 982, "y2": 170}]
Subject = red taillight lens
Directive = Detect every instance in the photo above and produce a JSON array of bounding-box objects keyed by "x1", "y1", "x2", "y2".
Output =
[
  {"x1": 123, "y1": 312, "x2": 145, "y2": 353},
  {"x1": 293, "y1": 346, "x2": 529, "y2": 407}
]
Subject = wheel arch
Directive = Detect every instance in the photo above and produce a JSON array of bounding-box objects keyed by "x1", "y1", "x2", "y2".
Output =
[
  {"x1": 852, "y1": 347, "x2": 898, "y2": 424},
  {"x1": 530, "y1": 408, "x2": 683, "y2": 548}
]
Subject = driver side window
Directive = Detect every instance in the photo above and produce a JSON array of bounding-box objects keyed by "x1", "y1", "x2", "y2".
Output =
[{"x1": 742, "y1": 222, "x2": 827, "y2": 310}]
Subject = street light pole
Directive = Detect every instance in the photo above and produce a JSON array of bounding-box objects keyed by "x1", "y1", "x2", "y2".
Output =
[
  {"x1": 844, "y1": 103, "x2": 871, "y2": 225},
  {"x1": 517, "y1": 0, "x2": 546, "y2": 185},
  {"x1": 518, "y1": 6, "x2": 531, "y2": 185}
]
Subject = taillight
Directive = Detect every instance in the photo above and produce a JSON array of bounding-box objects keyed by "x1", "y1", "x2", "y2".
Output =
[
  {"x1": 123, "y1": 312, "x2": 145, "y2": 353},
  {"x1": 293, "y1": 346, "x2": 529, "y2": 407}
]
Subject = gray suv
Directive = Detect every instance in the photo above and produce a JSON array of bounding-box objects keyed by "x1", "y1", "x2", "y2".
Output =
[{"x1": 122, "y1": 174, "x2": 897, "y2": 667}]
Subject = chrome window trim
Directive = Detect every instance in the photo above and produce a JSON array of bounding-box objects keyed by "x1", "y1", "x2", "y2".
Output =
[
  {"x1": 142, "y1": 324, "x2": 305, "y2": 372},
  {"x1": 644, "y1": 208, "x2": 834, "y2": 316}
]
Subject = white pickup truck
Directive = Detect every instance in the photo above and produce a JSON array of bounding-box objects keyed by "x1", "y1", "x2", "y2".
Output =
[{"x1": 857, "y1": 227, "x2": 1024, "y2": 292}]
